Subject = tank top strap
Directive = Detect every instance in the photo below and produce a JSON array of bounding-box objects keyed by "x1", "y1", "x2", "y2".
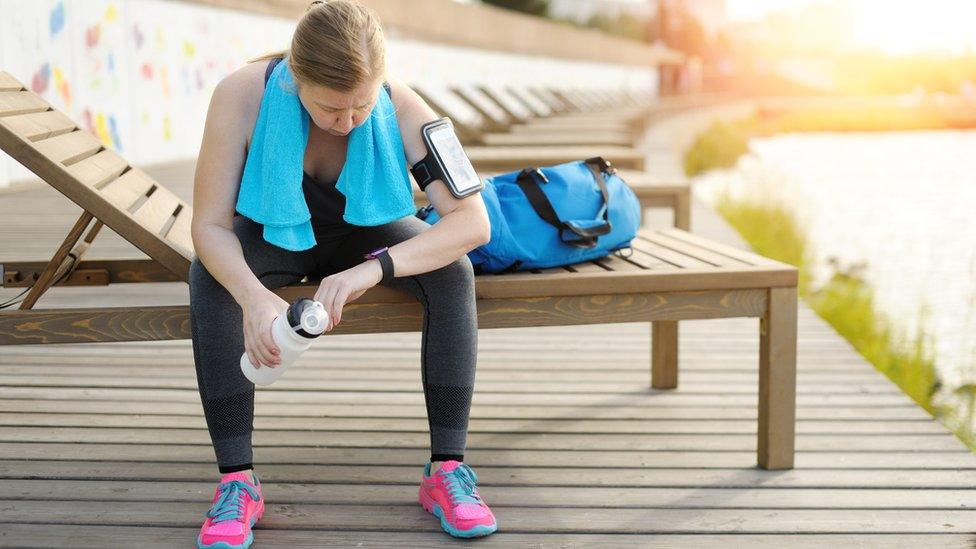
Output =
[{"x1": 264, "y1": 57, "x2": 284, "y2": 86}]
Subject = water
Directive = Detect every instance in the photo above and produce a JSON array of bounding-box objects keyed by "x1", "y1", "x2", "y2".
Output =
[{"x1": 695, "y1": 130, "x2": 976, "y2": 388}]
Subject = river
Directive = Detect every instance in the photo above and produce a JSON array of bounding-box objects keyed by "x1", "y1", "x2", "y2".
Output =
[{"x1": 694, "y1": 130, "x2": 976, "y2": 392}]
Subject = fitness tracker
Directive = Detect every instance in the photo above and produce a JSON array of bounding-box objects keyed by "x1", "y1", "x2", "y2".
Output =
[
  {"x1": 364, "y1": 246, "x2": 395, "y2": 284},
  {"x1": 410, "y1": 117, "x2": 484, "y2": 199}
]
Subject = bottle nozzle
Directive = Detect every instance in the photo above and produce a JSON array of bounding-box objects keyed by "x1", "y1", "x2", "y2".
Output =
[{"x1": 300, "y1": 301, "x2": 328, "y2": 335}]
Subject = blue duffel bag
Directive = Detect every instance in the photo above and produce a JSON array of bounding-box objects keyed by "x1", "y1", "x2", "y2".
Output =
[{"x1": 416, "y1": 157, "x2": 642, "y2": 274}]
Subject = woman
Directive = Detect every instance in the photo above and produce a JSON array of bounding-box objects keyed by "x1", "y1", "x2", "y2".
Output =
[{"x1": 189, "y1": 1, "x2": 495, "y2": 546}]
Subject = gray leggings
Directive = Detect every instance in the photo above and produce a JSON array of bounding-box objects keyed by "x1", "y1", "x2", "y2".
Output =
[{"x1": 189, "y1": 214, "x2": 478, "y2": 473}]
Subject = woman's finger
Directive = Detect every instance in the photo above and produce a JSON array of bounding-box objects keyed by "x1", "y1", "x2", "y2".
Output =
[
  {"x1": 257, "y1": 319, "x2": 277, "y2": 367},
  {"x1": 333, "y1": 290, "x2": 347, "y2": 326}
]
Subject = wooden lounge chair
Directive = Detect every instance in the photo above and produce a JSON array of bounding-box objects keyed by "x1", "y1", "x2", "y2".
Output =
[
  {"x1": 0, "y1": 71, "x2": 797, "y2": 470},
  {"x1": 409, "y1": 84, "x2": 645, "y2": 169}
]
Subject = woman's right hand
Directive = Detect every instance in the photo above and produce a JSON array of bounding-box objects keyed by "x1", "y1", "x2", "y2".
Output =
[{"x1": 241, "y1": 288, "x2": 290, "y2": 369}]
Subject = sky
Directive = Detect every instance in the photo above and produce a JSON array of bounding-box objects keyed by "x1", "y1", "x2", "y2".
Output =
[{"x1": 726, "y1": 0, "x2": 976, "y2": 55}]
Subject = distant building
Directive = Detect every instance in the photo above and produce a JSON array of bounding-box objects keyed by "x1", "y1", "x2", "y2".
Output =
[
  {"x1": 548, "y1": 0, "x2": 654, "y2": 23},
  {"x1": 549, "y1": 0, "x2": 726, "y2": 35}
]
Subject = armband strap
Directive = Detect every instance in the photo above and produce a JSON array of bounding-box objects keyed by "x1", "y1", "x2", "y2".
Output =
[{"x1": 410, "y1": 159, "x2": 437, "y2": 191}]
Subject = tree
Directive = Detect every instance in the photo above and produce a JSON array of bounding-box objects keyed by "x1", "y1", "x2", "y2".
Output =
[{"x1": 481, "y1": 0, "x2": 550, "y2": 17}]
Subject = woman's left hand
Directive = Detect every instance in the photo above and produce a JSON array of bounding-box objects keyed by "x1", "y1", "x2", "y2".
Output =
[{"x1": 314, "y1": 260, "x2": 383, "y2": 331}]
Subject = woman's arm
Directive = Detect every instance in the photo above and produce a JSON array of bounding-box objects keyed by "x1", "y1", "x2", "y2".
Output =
[
  {"x1": 190, "y1": 66, "x2": 268, "y2": 306},
  {"x1": 313, "y1": 78, "x2": 491, "y2": 330},
  {"x1": 383, "y1": 78, "x2": 492, "y2": 277},
  {"x1": 191, "y1": 64, "x2": 292, "y2": 368}
]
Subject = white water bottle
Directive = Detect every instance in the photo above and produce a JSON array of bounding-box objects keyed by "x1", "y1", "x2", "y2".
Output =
[{"x1": 240, "y1": 298, "x2": 329, "y2": 386}]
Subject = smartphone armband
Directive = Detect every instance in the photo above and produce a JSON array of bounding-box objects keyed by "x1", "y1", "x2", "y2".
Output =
[{"x1": 410, "y1": 118, "x2": 484, "y2": 199}]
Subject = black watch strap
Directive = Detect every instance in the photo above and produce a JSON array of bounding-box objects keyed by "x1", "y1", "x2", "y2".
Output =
[{"x1": 376, "y1": 249, "x2": 395, "y2": 284}]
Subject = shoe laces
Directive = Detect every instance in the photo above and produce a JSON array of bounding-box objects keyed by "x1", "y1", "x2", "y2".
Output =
[
  {"x1": 206, "y1": 480, "x2": 260, "y2": 523},
  {"x1": 439, "y1": 463, "x2": 482, "y2": 505}
]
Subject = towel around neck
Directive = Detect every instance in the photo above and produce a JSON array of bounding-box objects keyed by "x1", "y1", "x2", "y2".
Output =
[{"x1": 235, "y1": 57, "x2": 416, "y2": 251}]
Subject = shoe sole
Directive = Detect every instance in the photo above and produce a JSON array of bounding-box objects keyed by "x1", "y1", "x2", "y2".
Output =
[
  {"x1": 418, "y1": 486, "x2": 497, "y2": 538},
  {"x1": 197, "y1": 501, "x2": 264, "y2": 549}
]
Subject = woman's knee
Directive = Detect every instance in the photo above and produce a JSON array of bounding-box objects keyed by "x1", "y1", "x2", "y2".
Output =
[
  {"x1": 438, "y1": 254, "x2": 475, "y2": 284},
  {"x1": 411, "y1": 254, "x2": 476, "y2": 298}
]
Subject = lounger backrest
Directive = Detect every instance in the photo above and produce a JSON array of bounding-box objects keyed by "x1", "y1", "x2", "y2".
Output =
[
  {"x1": 505, "y1": 86, "x2": 553, "y2": 118},
  {"x1": 409, "y1": 84, "x2": 484, "y2": 143},
  {"x1": 0, "y1": 71, "x2": 194, "y2": 281},
  {"x1": 450, "y1": 85, "x2": 510, "y2": 129},
  {"x1": 477, "y1": 85, "x2": 533, "y2": 123}
]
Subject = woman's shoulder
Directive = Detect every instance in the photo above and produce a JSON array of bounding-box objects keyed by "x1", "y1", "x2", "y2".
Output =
[
  {"x1": 212, "y1": 60, "x2": 273, "y2": 149},
  {"x1": 215, "y1": 60, "x2": 268, "y2": 107},
  {"x1": 385, "y1": 77, "x2": 430, "y2": 120}
]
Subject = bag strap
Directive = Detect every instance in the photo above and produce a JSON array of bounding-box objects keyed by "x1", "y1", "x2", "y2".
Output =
[{"x1": 515, "y1": 157, "x2": 614, "y2": 249}]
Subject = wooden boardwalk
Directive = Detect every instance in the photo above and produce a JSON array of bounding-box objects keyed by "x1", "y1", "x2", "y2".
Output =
[{"x1": 1, "y1": 160, "x2": 975, "y2": 547}]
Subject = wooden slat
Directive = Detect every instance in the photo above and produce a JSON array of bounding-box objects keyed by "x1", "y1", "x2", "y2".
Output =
[
  {"x1": 467, "y1": 145, "x2": 645, "y2": 171},
  {"x1": 0, "y1": 109, "x2": 75, "y2": 141},
  {"x1": 33, "y1": 130, "x2": 102, "y2": 166},
  {"x1": 621, "y1": 247, "x2": 670, "y2": 269},
  {"x1": 98, "y1": 168, "x2": 155, "y2": 211},
  {"x1": 594, "y1": 253, "x2": 644, "y2": 271},
  {"x1": 659, "y1": 227, "x2": 791, "y2": 268},
  {"x1": 0, "y1": 386, "x2": 922, "y2": 406},
  {"x1": 632, "y1": 237, "x2": 715, "y2": 268},
  {"x1": 0, "y1": 400, "x2": 932, "y2": 421},
  {"x1": 130, "y1": 185, "x2": 181, "y2": 236},
  {"x1": 3, "y1": 478, "x2": 975, "y2": 509},
  {"x1": 165, "y1": 207, "x2": 194, "y2": 260},
  {"x1": 0, "y1": 373, "x2": 900, "y2": 394},
  {"x1": 508, "y1": 86, "x2": 552, "y2": 117},
  {"x1": 1, "y1": 440, "x2": 963, "y2": 467},
  {"x1": 0, "y1": 526, "x2": 971, "y2": 548},
  {"x1": 0, "y1": 413, "x2": 944, "y2": 435},
  {"x1": 4, "y1": 460, "x2": 975, "y2": 486},
  {"x1": 0, "y1": 91, "x2": 48, "y2": 117},
  {"x1": 648, "y1": 230, "x2": 754, "y2": 267},
  {"x1": 451, "y1": 86, "x2": 509, "y2": 126},
  {"x1": 2, "y1": 526, "x2": 971, "y2": 549},
  {"x1": 479, "y1": 85, "x2": 532, "y2": 121},
  {"x1": 0, "y1": 72, "x2": 22, "y2": 91},
  {"x1": 65, "y1": 149, "x2": 129, "y2": 189}
]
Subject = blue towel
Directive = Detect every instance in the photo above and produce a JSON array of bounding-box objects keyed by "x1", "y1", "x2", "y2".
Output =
[{"x1": 235, "y1": 58, "x2": 415, "y2": 251}]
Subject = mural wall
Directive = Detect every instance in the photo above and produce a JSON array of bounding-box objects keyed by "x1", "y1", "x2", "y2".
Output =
[{"x1": 0, "y1": 0, "x2": 657, "y2": 189}]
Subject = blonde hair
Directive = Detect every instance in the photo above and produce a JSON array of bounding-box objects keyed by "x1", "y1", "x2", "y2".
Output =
[{"x1": 250, "y1": 1, "x2": 386, "y2": 92}]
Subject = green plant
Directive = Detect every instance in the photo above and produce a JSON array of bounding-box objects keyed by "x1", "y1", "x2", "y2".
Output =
[
  {"x1": 713, "y1": 189, "x2": 951, "y2": 437},
  {"x1": 683, "y1": 120, "x2": 752, "y2": 177}
]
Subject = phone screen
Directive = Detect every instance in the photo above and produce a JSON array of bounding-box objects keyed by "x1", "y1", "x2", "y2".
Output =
[{"x1": 428, "y1": 124, "x2": 481, "y2": 194}]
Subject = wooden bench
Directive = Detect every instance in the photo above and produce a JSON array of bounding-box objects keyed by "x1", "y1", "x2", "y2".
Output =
[
  {"x1": 410, "y1": 84, "x2": 648, "y2": 170},
  {"x1": 0, "y1": 71, "x2": 798, "y2": 470}
]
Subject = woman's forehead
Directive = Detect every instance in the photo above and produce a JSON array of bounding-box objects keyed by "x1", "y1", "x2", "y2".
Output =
[{"x1": 303, "y1": 81, "x2": 380, "y2": 108}]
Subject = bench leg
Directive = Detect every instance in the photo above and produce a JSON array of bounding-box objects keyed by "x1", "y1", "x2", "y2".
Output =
[
  {"x1": 757, "y1": 287, "x2": 798, "y2": 470},
  {"x1": 651, "y1": 321, "x2": 678, "y2": 389}
]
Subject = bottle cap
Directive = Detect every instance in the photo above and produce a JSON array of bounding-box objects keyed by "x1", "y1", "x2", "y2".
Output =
[{"x1": 299, "y1": 301, "x2": 328, "y2": 335}]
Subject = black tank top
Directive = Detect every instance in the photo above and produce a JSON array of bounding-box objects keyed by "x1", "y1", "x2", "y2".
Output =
[{"x1": 260, "y1": 57, "x2": 392, "y2": 236}]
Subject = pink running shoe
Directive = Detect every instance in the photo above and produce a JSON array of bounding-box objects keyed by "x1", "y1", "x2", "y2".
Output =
[
  {"x1": 418, "y1": 460, "x2": 498, "y2": 538},
  {"x1": 197, "y1": 471, "x2": 265, "y2": 549}
]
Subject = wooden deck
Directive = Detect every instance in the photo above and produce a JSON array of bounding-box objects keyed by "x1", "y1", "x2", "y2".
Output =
[{"x1": 1, "y1": 162, "x2": 975, "y2": 547}]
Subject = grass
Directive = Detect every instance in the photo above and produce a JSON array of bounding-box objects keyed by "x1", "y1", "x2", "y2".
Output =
[{"x1": 711, "y1": 187, "x2": 953, "y2": 431}]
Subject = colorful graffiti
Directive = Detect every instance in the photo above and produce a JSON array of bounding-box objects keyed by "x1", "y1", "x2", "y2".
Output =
[{"x1": 49, "y1": 2, "x2": 65, "y2": 38}]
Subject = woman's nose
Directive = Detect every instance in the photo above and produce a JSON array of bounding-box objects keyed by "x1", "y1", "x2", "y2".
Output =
[{"x1": 334, "y1": 112, "x2": 354, "y2": 133}]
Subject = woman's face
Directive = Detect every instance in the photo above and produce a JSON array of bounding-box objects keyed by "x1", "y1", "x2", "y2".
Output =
[{"x1": 298, "y1": 80, "x2": 381, "y2": 137}]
